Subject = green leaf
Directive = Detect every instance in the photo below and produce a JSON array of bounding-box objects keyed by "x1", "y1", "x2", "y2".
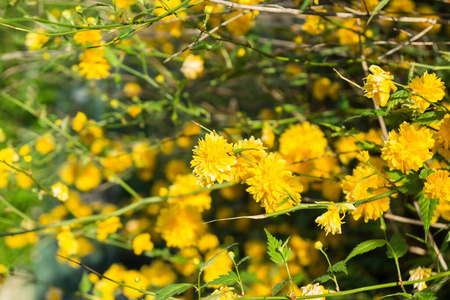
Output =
[
  {"x1": 413, "y1": 289, "x2": 437, "y2": 300},
  {"x1": 419, "y1": 168, "x2": 434, "y2": 180},
  {"x1": 439, "y1": 231, "x2": 450, "y2": 253},
  {"x1": 239, "y1": 271, "x2": 260, "y2": 284},
  {"x1": 264, "y1": 228, "x2": 284, "y2": 264},
  {"x1": 387, "y1": 90, "x2": 410, "y2": 113},
  {"x1": 79, "y1": 272, "x2": 92, "y2": 294},
  {"x1": 380, "y1": 293, "x2": 413, "y2": 299},
  {"x1": 393, "y1": 173, "x2": 424, "y2": 195},
  {"x1": 413, "y1": 110, "x2": 447, "y2": 126},
  {"x1": 299, "y1": 0, "x2": 313, "y2": 11},
  {"x1": 155, "y1": 283, "x2": 194, "y2": 300},
  {"x1": 387, "y1": 233, "x2": 408, "y2": 259},
  {"x1": 418, "y1": 195, "x2": 439, "y2": 239},
  {"x1": 345, "y1": 239, "x2": 387, "y2": 262},
  {"x1": 271, "y1": 279, "x2": 290, "y2": 296},
  {"x1": 366, "y1": 0, "x2": 391, "y2": 26},
  {"x1": 203, "y1": 271, "x2": 238, "y2": 288},
  {"x1": 200, "y1": 243, "x2": 238, "y2": 273},
  {"x1": 236, "y1": 256, "x2": 252, "y2": 266},
  {"x1": 328, "y1": 260, "x2": 347, "y2": 275},
  {"x1": 313, "y1": 274, "x2": 333, "y2": 284},
  {"x1": 345, "y1": 109, "x2": 386, "y2": 122}
]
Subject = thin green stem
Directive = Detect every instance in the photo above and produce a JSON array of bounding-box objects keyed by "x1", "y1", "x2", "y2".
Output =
[
  {"x1": 0, "y1": 196, "x2": 36, "y2": 224},
  {"x1": 319, "y1": 249, "x2": 340, "y2": 292}
]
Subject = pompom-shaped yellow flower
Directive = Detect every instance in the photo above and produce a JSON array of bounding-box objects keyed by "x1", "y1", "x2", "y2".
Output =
[
  {"x1": 141, "y1": 260, "x2": 176, "y2": 288},
  {"x1": 408, "y1": 266, "x2": 433, "y2": 291},
  {"x1": 408, "y1": 72, "x2": 445, "y2": 112},
  {"x1": 51, "y1": 182, "x2": 69, "y2": 202},
  {"x1": 181, "y1": 54, "x2": 204, "y2": 80},
  {"x1": 302, "y1": 15, "x2": 324, "y2": 35},
  {"x1": 132, "y1": 233, "x2": 154, "y2": 255},
  {"x1": 57, "y1": 229, "x2": 78, "y2": 256},
  {"x1": 73, "y1": 30, "x2": 102, "y2": 46},
  {"x1": 156, "y1": 205, "x2": 206, "y2": 248},
  {"x1": 97, "y1": 216, "x2": 122, "y2": 241},
  {"x1": 363, "y1": 65, "x2": 397, "y2": 107},
  {"x1": 233, "y1": 136, "x2": 266, "y2": 182},
  {"x1": 423, "y1": 170, "x2": 450, "y2": 202},
  {"x1": 78, "y1": 49, "x2": 110, "y2": 80},
  {"x1": 279, "y1": 122, "x2": 327, "y2": 160},
  {"x1": 381, "y1": 122, "x2": 434, "y2": 173},
  {"x1": 341, "y1": 165, "x2": 390, "y2": 222},
  {"x1": 36, "y1": 133, "x2": 55, "y2": 155},
  {"x1": 436, "y1": 114, "x2": 450, "y2": 149},
  {"x1": 315, "y1": 205, "x2": 344, "y2": 235},
  {"x1": 164, "y1": 174, "x2": 212, "y2": 212},
  {"x1": 191, "y1": 132, "x2": 237, "y2": 187},
  {"x1": 246, "y1": 153, "x2": 303, "y2": 214}
]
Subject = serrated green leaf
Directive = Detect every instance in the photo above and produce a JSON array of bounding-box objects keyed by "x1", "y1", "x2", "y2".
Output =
[
  {"x1": 200, "y1": 243, "x2": 238, "y2": 273},
  {"x1": 201, "y1": 293, "x2": 224, "y2": 300},
  {"x1": 299, "y1": 0, "x2": 313, "y2": 12},
  {"x1": 271, "y1": 279, "x2": 289, "y2": 296},
  {"x1": 393, "y1": 173, "x2": 424, "y2": 195},
  {"x1": 203, "y1": 271, "x2": 238, "y2": 288},
  {"x1": 328, "y1": 260, "x2": 347, "y2": 275},
  {"x1": 155, "y1": 283, "x2": 194, "y2": 300},
  {"x1": 345, "y1": 239, "x2": 387, "y2": 262},
  {"x1": 387, "y1": 233, "x2": 408, "y2": 259},
  {"x1": 313, "y1": 274, "x2": 333, "y2": 284},
  {"x1": 419, "y1": 168, "x2": 434, "y2": 180},
  {"x1": 387, "y1": 90, "x2": 410, "y2": 113},
  {"x1": 237, "y1": 256, "x2": 252, "y2": 266},
  {"x1": 264, "y1": 228, "x2": 284, "y2": 264},
  {"x1": 414, "y1": 289, "x2": 437, "y2": 300},
  {"x1": 79, "y1": 271, "x2": 92, "y2": 294},
  {"x1": 413, "y1": 110, "x2": 447, "y2": 126},
  {"x1": 440, "y1": 231, "x2": 450, "y2": 253},
  {"x1": 366, "y1": 0, "x2": 391, "y2": 26},
  {"x1": 418, "y1": 195, "x2": 439, "y2": 239},
  {"x1": 345, "y1": 109, "x2": 386, "y2": 122}
]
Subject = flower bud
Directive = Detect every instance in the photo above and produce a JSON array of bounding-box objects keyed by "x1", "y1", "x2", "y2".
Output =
[{"x1": 314, "y1": 241, "x2": 323, "y2": 250}]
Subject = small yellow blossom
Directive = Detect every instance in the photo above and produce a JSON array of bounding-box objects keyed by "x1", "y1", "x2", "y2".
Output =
[
  {"x1": 123, "y1": 270, "x2": 149, "y2": 299},
  {"x1": 381, "y1": 122, "x2": 434, "y2": 173},
  {"x1": 128, "y1": 105, "x2": 142, "y2": 118},
  {"x1": 52, "y1": 182, "x2": 69, "y2": 202},
  {"x1": 211, "y1": 286, "x2": 238, "y2": 300},
  {"x1": 356, "y1": 150, "x2": 370, "y2": 163},
  {"x1": 97, "y1": 216, "x2": 122, "y2": 241},
  {"x1": 423, "y1": 170, "x2": 450, "y2": 202},
  {"x1": 78, "y1": 49, "x2": 110, "y2": 80},
  {"x1": 115, "y1": 0, "x2": 136, "y2": 9},
  {"x1": 156, "y1": 205, "x2": 206, "y2": 248},
  {"x1": 5, "y1": 232, "x2": 39, "y2": 249},
  {"x1": 73, "y1": 30, "x2": 102, "y2": 46},
  {"x1": 57, "y1": 229, "x2": 79, "y2": 256},
  {"x1": 72, "y1": 112, "x2": 87, "y2": 132},
  {"x1": 36, "y1": 134, "x2": 55, "y2": 155},
  {"x1": 315, "y1": 205, "x2": 344, "y2": 235},
  {"x1": 132, "y1": 233, "x2": 154, "y2": 255},
  {"x1": 181, "y1": 54, "x2": 204, "y2": 80},
  {"x1": 302, "y1": 15, "x2": 325, "y2": 35},
  {"x1": 363, "y1": 65, "x2": 397, "y2": 107},
  {"x1": 436, "y1": 114, "x2": 450, "y2": 149},
  {"x1": 26, "y1": 29, "x2": 49, "y2": 50},
  {"x1": 198, "y1": 233, "x2": 220, "y2": 253},
  {"x1": 313, "y1": 77, "x2": 331, "y2": 101},
  {"x1": 408, "y1": 266, "x2": 433, "y2": 291},
  {"x1": 16, "y1": 172, "x2": 34, "y2": 189},
  {"x1": 46, "y1": 286, "x2": 63, "y2": 300},
  {"x1": 141, "y1": 260, "x2": 176, "y2": 287},
  {"x1": 19, "y1": 145, "x2": 31, "y2": 157},
  {"x1": 408, "y1": 72, "x2": 446, "y2": 112},
  {"x1": 124, "y1": 82, "x2": 142, "y2": 98},
  {"x1": 191, "y1": 132, "x2": 237, "y2": 187}
]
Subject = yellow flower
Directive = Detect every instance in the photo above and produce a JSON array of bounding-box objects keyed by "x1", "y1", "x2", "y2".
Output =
[
  {"x1": 363, "y1": 65, "x2": 397, "y2": 107},
  {"x1": 246, "y1": 153, "x2": 303, "y2": 213},
  {"x1": 191, "y1": 132, "x2": 237, "y2": 187},
  {"x1": 25, "y1": 29, "x2": 49, "y2": 50},
  {"x1": 115, "y1": 0, "x2": 136, "y2": 10},
  {"x1": 123, "y1": 270, "x2": 149, "y2": 299},
  {"x1": 261, "y1": 122, "x2": 275, "y2": 148},
  {"x1": 381, "y1": 122, "x2": 434, "y2": 173},
  {"x1": 16, "y1": 172, "x2": 34, "y2": 189},
  {"x1": 313, "y1": 77, "x2": 331, "y2": 101},
  {"x1": 128, "y1": 105, "x2": 142, "y2": 118},
  {"x1": 165, "y1": 159, "x2": 189, "y2": 182},
  {"x1": 97, "y1": 216, "x2": 122, "y2": 241},
  {"x1": 423, "y1": 170, "x2": 450, "y2": 202},
  {"x1": 141, "y1": 260, "x2": 176, "y2": 287},
  {"x1": 181, "y1": 54, "x2": 204, "y2": 80},
  {"x1": 78, "y1": 49, "x2": 110, "y2": 80},
  {"x1": 124, "y1": 82, "x2": 142, "y2": 98},
  {"x1": 165, "y1": 174, "x2": 212, "y2": 212},
  {"x1": 211, "y1": 286, "x2": 238, "y2": 300},
  {"x1": 315, "y1": 205, "x2": 344, "y2": 235},
  {"x1": 337, "y1": 19, "x2": 364, "y2": 46},
  {"x1": 156, "y1": 205, "x2": 206, "y2": 248},
  {"x1": 5, "y1": 231, "x2": 39, "y2": 249},
  {"x1": 36, "y1": 134, "x2": 55, "y2": 155},
  {"x1": 46, "y1": 286, "x2": 63, "y2": 300},
  {"x1": 408, "y1": 266, "x2": 433, "y2": 291},
  {"x1": 75, "y1": 163, "x2": 102, "y2": 191},
  {"x1": 302, "y1": 15, "x2": 325, "y2": 35},
  {"x1": 198, "y1": 233, "x2": 220, "y2": 253},
  {"x1": 132, "y1": 233, "x2": 154, "y2": 255},
  {"x1": 57, "y1": 229, "x2": 79, "y2": 256},
  {"x1": 436, "y1": 114, "x2": 450, "y2": 149},
  {"x1": 341, "y1": 165, "x2": 390, "y2": 222},
  {"x1": 233, "y1": 136, "x2": 266, "y2": 182},
  {"x1": 300, "y1": 283, "x2": 328, "y2": 300},
  {"x1": 72, "y1": 112, "x2": 87, "y2": 132},
  {"x1": 19, "y1": 145, "x2": 31, "y2": 157},
  {"x1": 51, "y1": 182, "x2": 69, "y2": 202},
  {"x1": 408, "y1": 72, "x2": 445, "y2": 112},
  {"x1": 356, "y1": 150, "x2": 370, "y2": 162},
  {"x1": 73, "y1": 30, "x2": 102, "y2": 45},
  {"x1": 290, "y1": 235, "x2": 319, "y2": 266},
  {"x1": 203, "y1": 248, "x2": 233, "y2": 284}
]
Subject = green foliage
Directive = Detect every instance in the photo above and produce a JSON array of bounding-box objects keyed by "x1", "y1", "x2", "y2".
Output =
[
  {"x1": 79, "y1": 272, "x2": 92, "y2": 294},
  {"x1": 366, "y1": 0, "x2": 391, "y2": 25},
  {"x1": 413, "y1": 111, "x2": 447, "y2": 126},
  {"x1": 387, "y1": 90, "x2": 410, "y2": 113},
  {"x1": 345, "y1": 239, "x2": 387, "y2": 262},
  {"x1": 203, "y1": 271, "x2": 238, "y2": 288},
  {"x1": 271, "y1": 279, "x2": 290, "y2": 296},
  {"x1": 200, "y1": 244, "x2": 237, "y2": 273},
  {"x1": 328, "y1": 261, "x2": 348, "y2": 275},
  {"x1": 264, "y1": 228, "x2": 291, "y2": 264},
  {"x1": 155, "y1": 283, "x2": 195, "y2": 300},
  {"x1": 418, "y1": 195, "x2": 439, "y2": 238},
  {"x1": 387, "y1": 233, "x2": 408, "y2": 259},
  {"x1": 414, "y1": 289, "x2": 437, "y2": 300}
]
